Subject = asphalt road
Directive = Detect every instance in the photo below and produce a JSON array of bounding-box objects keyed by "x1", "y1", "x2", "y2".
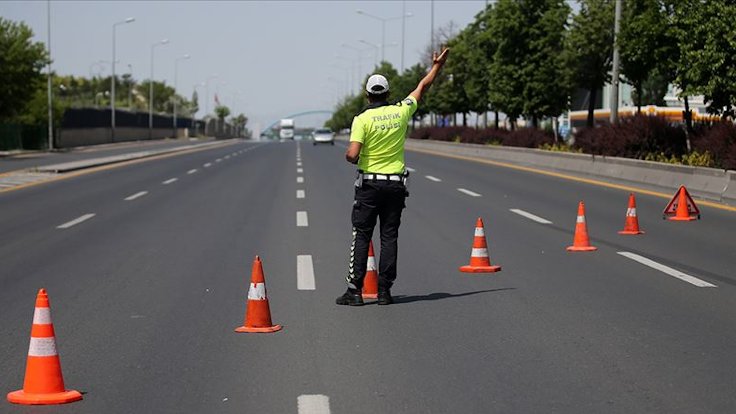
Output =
[
  {"x1": 1, "y1": 139, "x2": 735, "y2": 413},
  {"x1": 0, "y1": 138, "x2": 216, "y2": 174}
]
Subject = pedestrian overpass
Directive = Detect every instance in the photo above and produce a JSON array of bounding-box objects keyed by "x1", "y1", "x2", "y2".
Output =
[{"x1": 264, "y1": 110, "x2": 334, "y2": 132}]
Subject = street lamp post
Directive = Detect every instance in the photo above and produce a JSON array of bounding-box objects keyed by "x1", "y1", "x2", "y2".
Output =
[
  {"x1": 192, "y1": 82, "x2": 205, "y2": 134},
  {"x1": 359, "y1": 39, "x2": 380, "y2": 67},
  {"x1": 126, "y1": 64, "x2": 133, "y2": 108},
  {"x1": 149, "y1": 39, "x2": 169, "y2": 140},
  {"x1": 341, "y1": 43, "x2": 373, "y2": 85},
  {"x1": 205, "y1": 74, "x2": 219, "y2": 117},
  {"x1": 356, "y1": 9, "x2": 412, "y2": 65},
  {"x1": 112, "y1": 17, "x2": 134, "y2": 142},
  {"x1": 46, "y1": 0, "x2": 53, "y2": 150},
  {"x1": 173, "y1": 54, "x2": 190, "y2": 137}
]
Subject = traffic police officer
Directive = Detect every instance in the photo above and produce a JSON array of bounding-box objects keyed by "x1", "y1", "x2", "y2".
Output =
[{"x1": 337, "y1": 47, "x2": 450, "y2": 306}]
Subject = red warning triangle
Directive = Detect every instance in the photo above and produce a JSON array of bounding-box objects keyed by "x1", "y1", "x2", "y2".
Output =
[{"x1": 663, "y1": 186, "x2": 700, "y2": 220}]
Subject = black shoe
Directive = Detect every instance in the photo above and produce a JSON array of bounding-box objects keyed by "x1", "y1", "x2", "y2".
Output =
[
  {"x1": 336, "y1": 289, "x2": 364, "y2": 306},
  {"x1": 377, "y1": 289, "x2": 393, "y2": 305}
]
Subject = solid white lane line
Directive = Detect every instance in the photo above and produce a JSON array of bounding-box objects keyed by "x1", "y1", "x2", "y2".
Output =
[
  {"x1": 297, "y1": 189, "x2": 305, "y2": 199},
  {"x1": 124, "y1": 191, "x2": 148, "y2": 201},
  {"x1": 297, "y1": 255, "x2": 316, "y2": 290},
  {"x1": 57, "y1": 213, "x2": 95, "y2": 229},
  {"x1": 406, "y1": 167, "x2": 416, "y2": 172},
  {"x1": 297, "y1": 176, "x2": 304, "y2": 183},
  {"x1": 297, "y1": 168, "x2": 304, "y2": 173},
  {"x1": 298, "y1": 395, "x2": 331, "y2": 414},
  {"x1": 457, "y1": 188, "x2": 481, "y2": 197},
  {"x1": 425, "y1": 175, "x2": 442, "y2": 182},
  {"x1": 297, "y1": 211, "x2": 309, "y2": 227},
  {"x1": 187, "y1": 169, "x2": 198, "y2": 174},
  {"x1": 510, "y1": 208, "x2": 553, "y2": 224},
  {"x1": 617, "y1": 252, "x2": 717, "y2": 288},
  {"x1": 204, "y1": 163, "x2": 212, "y2": 167},
  {"x1": 162, "y1": 178, "x2": 178, "y2": 185}
]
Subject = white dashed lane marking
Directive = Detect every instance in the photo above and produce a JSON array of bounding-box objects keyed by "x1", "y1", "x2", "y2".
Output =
[
  {"x1": 216, "y1": 158, "x2": 222, "y2": 163},
  {"x1": 406, "y1": 167, "x2": 416, "y2": 172},
  {"x1": 57, "y1": 213, "x2": 95, "y2": 229},
  {"x1": 297, "y1": 255, "x2": 316, "y2": 290},
  {"x1": 124, "y1": 191, "x2": 148, "y2": 201},
  {"x1": 204, "y1": 163, "x2": 212, "y2": 168},
  {"x1": 187, "y1": 169, "x2": 198, "y2": 174},
  {"x1": 425, "y1": 175, "x2": 442, "y2": 182},
  {"x1": 162, "y1": 178, "x2": 178, "y2": 185},
  {"x1": 617, "y1": 252, "x2": 716, "y2": 288},
  {"x1": 298, "y1": 395, "x2": 331, "y2": 414},
  {"x1": 297, "y1": 162, "x2": 302, "y2": 167},
  {"x1": 457, "y1": 188, "x2": 481, "y2": 197},
  {"x1": 510, "y1": 208, "x2": 553, "y2": 224},
  {"x1": 297, "y1": 211, "x2": 309, "y2": 227},
  {"x1": 297, "y1": 177, "x2": 304, "y2": 183},
  {"x1": 297, "y1": 168, "x2": 304, "y2": 173},
  {"x1": 297, "y1": 190, "x2": 305, "y2": 199}
]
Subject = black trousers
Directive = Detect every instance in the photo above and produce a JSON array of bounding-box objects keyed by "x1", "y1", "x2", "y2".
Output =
[{"x1": 346, "y1": 180, "x2": 406, "y2": 291}]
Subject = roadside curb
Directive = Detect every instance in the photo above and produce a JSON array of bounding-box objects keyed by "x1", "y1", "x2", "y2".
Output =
[
  {"x1": 33, "y1": 139, "x2": 237, "y2": 173},
  {"x1": 0, "y1": 139, "x2": 241, "y2": 193}
]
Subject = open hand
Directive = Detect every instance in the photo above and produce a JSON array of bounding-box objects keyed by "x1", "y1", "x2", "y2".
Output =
[{"x1": 432, "y1": 47, "x2": 450, "y2": 66}]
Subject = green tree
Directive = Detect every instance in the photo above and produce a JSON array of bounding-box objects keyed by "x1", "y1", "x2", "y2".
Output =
[
  {"x1": 619, "y1": 0, "x2": 676, "y2": 112},
  {"x1": 462, "y1": 9, "x2": 495, "y2": 125},
  {"x1": 671, "y1": 0, "x2": 736, "y2": 118},
  {"x1": 139, "y1": 80, "x2": 177, "y2": 113},
  {"x1": 519, "y1": 0, "x2": 571, "y2": 126},
  {"x1": 325, "y1": 94, "x2": 363, "y2": 131},
  {"x1": 0, "y1": 18, "x2": 49, "y2": 122},
  {"x1": 565, "y1": 0, "x2": 614, "y2": 128},
  {"x1": 230, "y1": 113, "x2": 248, "y2": 128},
  {"x1": 487, "y1": 0, "x2": 527, "y2": 129},
  {"x1": 214, "y1": 105, "x2": 230, "y2": 120}
]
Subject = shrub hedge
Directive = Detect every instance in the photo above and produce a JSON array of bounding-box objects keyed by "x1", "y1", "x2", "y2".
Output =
[
  {"x1": 409, "y1": 126, "x2": 553, "y2": 148},
  {"x1": 410, "y1": 116, "x2": 736, "y2": 170}
]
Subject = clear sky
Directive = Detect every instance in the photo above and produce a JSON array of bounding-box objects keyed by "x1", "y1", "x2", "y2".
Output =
[{"x1": 1, "y1": 0, "x2": 490, "y2": 129}]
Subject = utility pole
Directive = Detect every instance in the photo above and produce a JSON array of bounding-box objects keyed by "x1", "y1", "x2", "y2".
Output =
[
  {"x1": 401, "y1": 0, "x2": 406, "y2": 72},
  {"x1": 46, "y1": 0, "x2": 53, "y2": 150},
  {"x1": 430, "y1": 0, "x2": 435, "y2": 52},
  {"x1": 610, "y1": 0, "x2": 622, "y2": 125}
]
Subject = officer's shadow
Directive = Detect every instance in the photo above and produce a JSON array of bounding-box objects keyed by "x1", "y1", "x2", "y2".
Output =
[{"x1": 391, "y1": 288, "x2": 515, "y2": 304}]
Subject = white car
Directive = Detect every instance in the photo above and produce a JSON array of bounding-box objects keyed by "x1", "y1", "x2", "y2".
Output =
[{"x1": 312, "y1": 128, "x2": 335, "y2": 145}]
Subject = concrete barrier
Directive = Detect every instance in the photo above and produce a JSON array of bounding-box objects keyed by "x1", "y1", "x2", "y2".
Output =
[
  {"x1": 722, "y1": 171, "x2": 736, "y2": 205},
  {"x1": 404, "y1": 139, "x2": 734, "y2": 205}
]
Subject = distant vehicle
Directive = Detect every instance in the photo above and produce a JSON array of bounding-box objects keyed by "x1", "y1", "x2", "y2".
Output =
[
  {"x1": 312, "y1": 128, "x2": 335, "y2": 145},
  {"x1": 279, "y1": 119, "x2": 295, "y2": 140}
]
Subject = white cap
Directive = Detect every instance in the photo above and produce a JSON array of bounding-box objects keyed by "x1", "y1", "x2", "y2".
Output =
[{"x1": 365, "y1": 74, "x2": 389, "y2": 94}]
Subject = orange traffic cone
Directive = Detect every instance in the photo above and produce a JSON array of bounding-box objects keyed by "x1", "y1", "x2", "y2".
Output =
[
  {"x1": 362, "y1": 241, "x2": 378, "y2": 299},
  {"x1": 566, "y1": 201, "x2": 598, "y2": 252},
  {"x1": 235, "y1": 256, "x2": 282, "y2": 333},
  {"x1": 7, "y1": 289, "x2": 82, "y2": 405},
  {"x1": 618, "y1": 193, "x2": 644, "y2": 235},
  {"x1": 459, "y1": 217, "x2": 501, "y2": 273}
]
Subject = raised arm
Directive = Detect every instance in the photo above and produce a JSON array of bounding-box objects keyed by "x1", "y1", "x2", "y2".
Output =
[{"x1": 409, "y1": 47, "x2": 450, "y2": 102}]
